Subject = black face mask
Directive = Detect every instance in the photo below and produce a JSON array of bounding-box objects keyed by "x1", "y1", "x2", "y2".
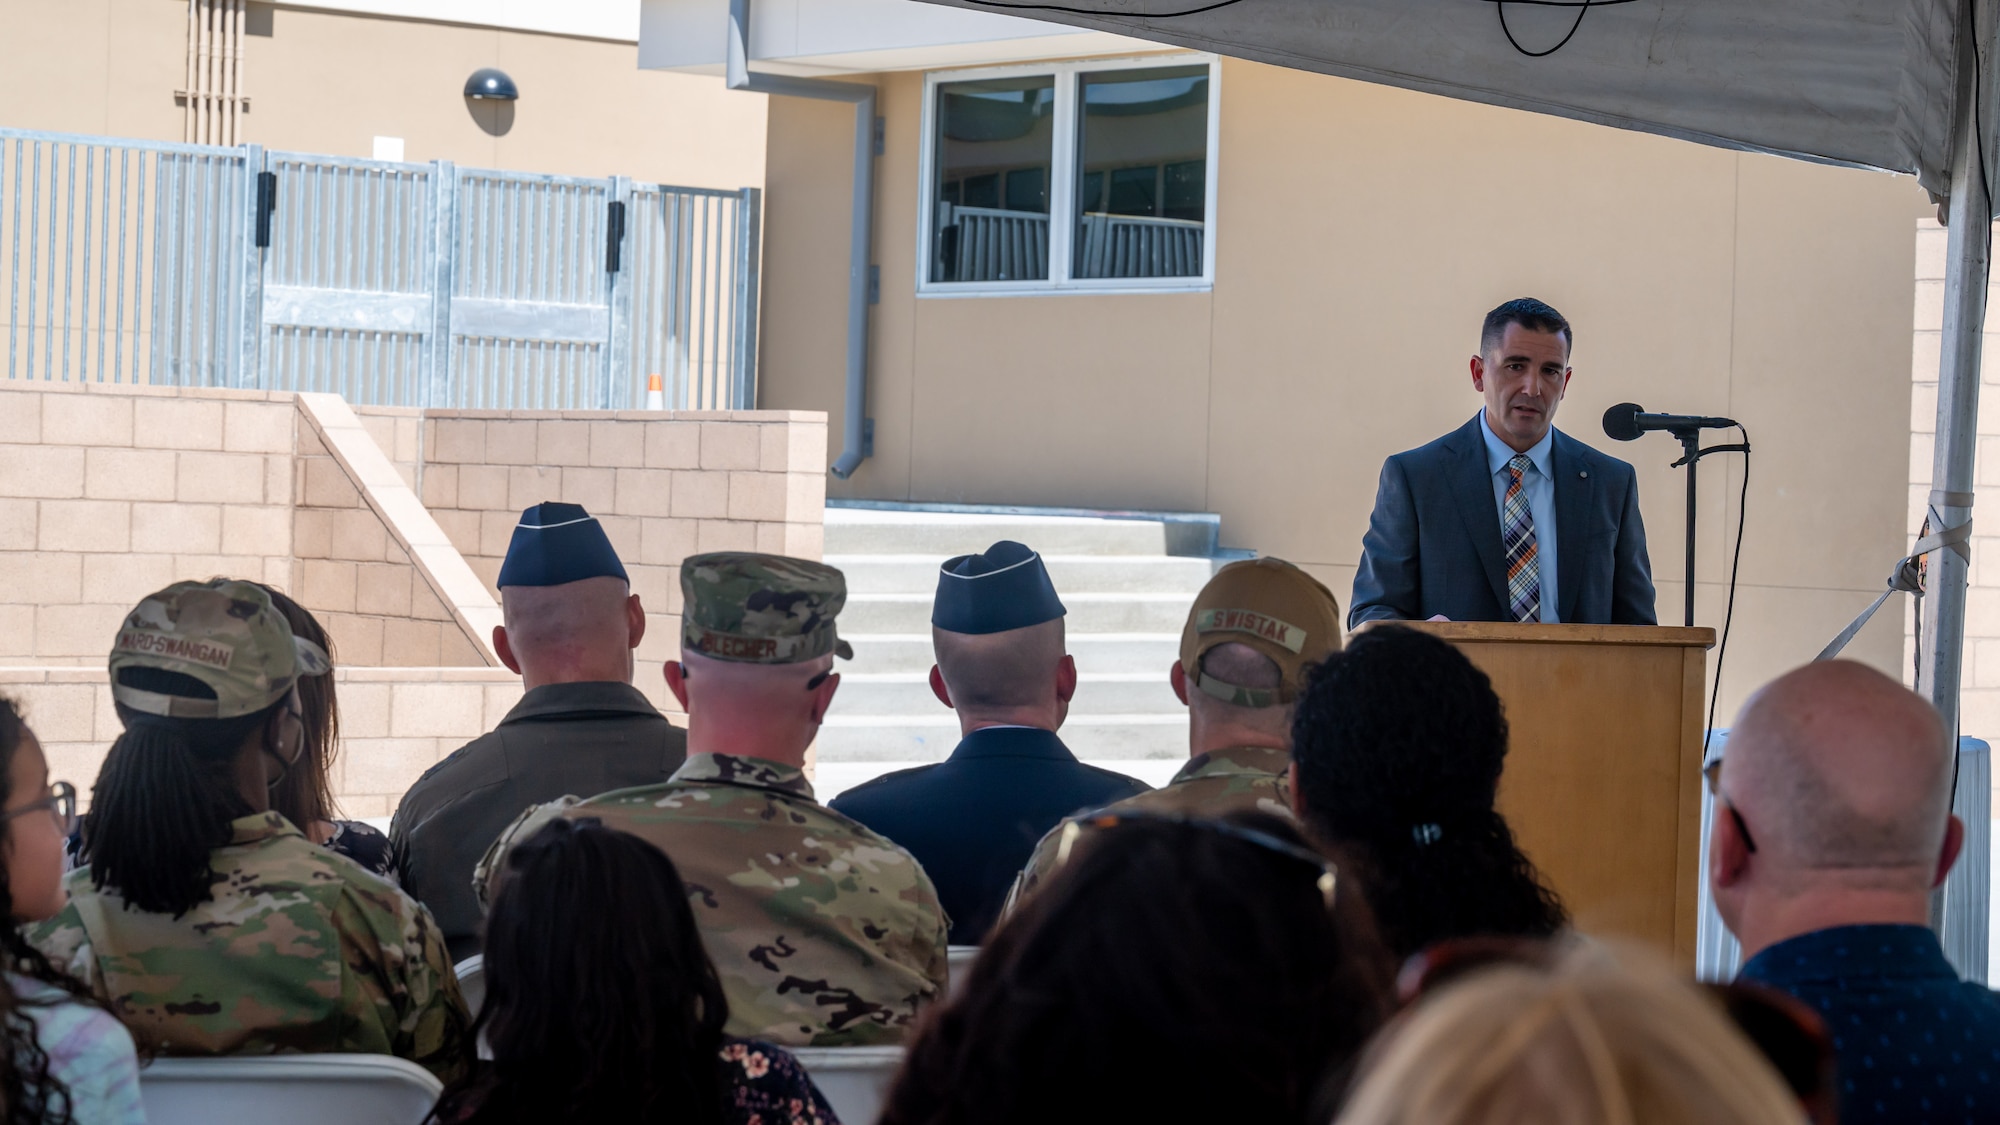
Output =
[
  {"x1": 262, "y1": 742, "x2": 291, "y2": 791},
  {"x1": 265, "y1": 705, "x2": 304, "y2": 791}
]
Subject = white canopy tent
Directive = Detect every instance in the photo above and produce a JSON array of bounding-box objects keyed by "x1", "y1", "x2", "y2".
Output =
[{"x1": 895, "y1": 0, "x2": 1999, "y2": 964}]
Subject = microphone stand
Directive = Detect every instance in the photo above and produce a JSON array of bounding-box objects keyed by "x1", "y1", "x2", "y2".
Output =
[{"x1": 1668, "y1": 427, "x2": 1751, "y2": 627}]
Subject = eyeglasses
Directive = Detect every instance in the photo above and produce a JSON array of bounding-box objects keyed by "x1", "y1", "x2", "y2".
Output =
[
  {"x1": 1399, "y1": 936, "x2": 1835, "y2": 1124},
  {"x1": 1703, "y1": 758, "x2": 1758, "y2": 854},
  {"x1": 1050, "y1": 810, "x2": 1340, "y2": 910},
  {"x1": 0, "y1": 781, "x2": 77, "y2": 837}
]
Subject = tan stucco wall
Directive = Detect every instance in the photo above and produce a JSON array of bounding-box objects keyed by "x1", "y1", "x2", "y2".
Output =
[
  {"x1": 762, "y1": 57, "x2": 1933, "y2": 722},
  {"x1": 0, "y1": 0, "x2": 766, "y2": 189}
]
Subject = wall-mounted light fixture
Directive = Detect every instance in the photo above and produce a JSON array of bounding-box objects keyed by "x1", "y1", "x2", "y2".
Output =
[{"x1": 464, "y1": 68, "x2": 519, "y2": 101}]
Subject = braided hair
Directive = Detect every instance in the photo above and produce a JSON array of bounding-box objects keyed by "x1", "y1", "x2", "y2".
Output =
[
  {"x1": 0, "y1": 698, "x2": 112, "y2": 1124},
  {"x1": 1290, "y1": 626, "x2": 1566, "y2": 960},
  {"x1": 80, "y1": 668, "x2": 284, "y2": 918}
]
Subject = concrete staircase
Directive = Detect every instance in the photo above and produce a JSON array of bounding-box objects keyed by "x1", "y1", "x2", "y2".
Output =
[{"x1": 814, "y1": 504, "x2": 1228, "y2": 801}]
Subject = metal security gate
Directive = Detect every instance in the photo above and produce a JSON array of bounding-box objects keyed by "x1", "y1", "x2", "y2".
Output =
[
  {"x1": 0, "y1": 132, "x2": 259, "y2": 388},
  {"x1": 0, "y1": 126, "x2": 761, "y2": 410},
  {"x1": 259, "y1": 151, "x2": 436, "y2": 404}
]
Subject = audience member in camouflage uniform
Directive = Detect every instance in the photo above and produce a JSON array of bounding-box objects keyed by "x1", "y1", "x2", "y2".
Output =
[
  {"x1": 33, "y1": 580, "x2": 471, "y2": 1080},
  {"x1": 478, "y1": 553, "x2": 947, "y2": 1047},
  {"x1": 1010, "y1": 558, "x2": 1343, "y2": 905}
]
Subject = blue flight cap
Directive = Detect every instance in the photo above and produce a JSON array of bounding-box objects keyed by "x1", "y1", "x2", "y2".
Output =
[
  {"x1": 496, "y1": 502, "x2": 630, "y2": 588},
  {"x1": 932, "y1": 540, "x2": 1066, "y2": 635}
]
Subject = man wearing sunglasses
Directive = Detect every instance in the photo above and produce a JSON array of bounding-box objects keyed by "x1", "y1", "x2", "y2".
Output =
[
  {"x1": 1009, "y1": 557, "x2": 1343, "y2": 905},
  {"x1": 1711, "y1": 660, "x2": 1998, "y2": 1125}
]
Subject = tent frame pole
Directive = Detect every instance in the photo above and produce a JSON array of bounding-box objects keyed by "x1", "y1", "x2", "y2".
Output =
[{"x1": 1920, "y1": 0, "x2": 1992, "y2": 980}]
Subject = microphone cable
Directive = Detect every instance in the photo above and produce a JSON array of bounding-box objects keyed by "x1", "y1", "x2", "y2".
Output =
[{"x1": 1703, "y1": 424, "x2": 1750, "y2": 763}]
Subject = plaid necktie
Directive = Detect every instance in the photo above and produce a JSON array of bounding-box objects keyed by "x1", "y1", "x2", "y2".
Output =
[{"x1": 1502, "y1": 454, "x2": 1541, "y2": 623}]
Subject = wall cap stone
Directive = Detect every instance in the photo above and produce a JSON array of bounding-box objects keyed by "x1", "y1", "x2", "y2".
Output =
[{"x1": 297, "y1": 393, "x2": 504, "y2": 667}]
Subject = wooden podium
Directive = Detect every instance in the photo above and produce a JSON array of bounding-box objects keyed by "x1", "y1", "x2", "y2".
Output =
[{"x1": 1353, "y1": 621, "x2": 1716, "y2": 961}]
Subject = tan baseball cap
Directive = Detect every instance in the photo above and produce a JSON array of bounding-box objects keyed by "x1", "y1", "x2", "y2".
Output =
[
  {"x1": 109, "y1": 579, "x2": 331, "y2": 719},
  {"x1": 1178, "y1": 558, "x2": 1343, "y2": 708}
]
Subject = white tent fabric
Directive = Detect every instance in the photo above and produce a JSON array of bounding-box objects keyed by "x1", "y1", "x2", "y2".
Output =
[{"x1": 919, "y1": 0, "x2": 1967, "y2": 198}]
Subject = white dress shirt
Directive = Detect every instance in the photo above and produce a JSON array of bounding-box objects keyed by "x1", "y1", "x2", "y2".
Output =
[{"x1": 1479, "y1": 412, "x2": 1559, "y2": 623}]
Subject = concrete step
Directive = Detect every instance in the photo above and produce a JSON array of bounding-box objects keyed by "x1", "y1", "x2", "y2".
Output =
[
  {"x1": 816, "y1": 758, "x2": 1188, "y2": 804},
  {"x1": 836, "y1": 673, "x2": 1182, "y2": 716},
  {"x1": 816, "y1": 714, "x2": 1186, "y2": 762},
  {"x1": 825, "y1": 509, "x2": 1169, "y2": 556},
  {"x1": 844, "y1": 592, "x2": 1192, "y2": 634},
  {"x1": 842, "y1": 633, "x2": 1181, "y2": 676},
  {"x1": 829, "y1": 553, "x2": 1216, "y2": 595}
]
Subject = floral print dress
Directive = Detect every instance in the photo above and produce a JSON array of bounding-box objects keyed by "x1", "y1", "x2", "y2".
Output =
[{"x1": 722, "y1": 1037, "x2": 841, "y2": 1125}]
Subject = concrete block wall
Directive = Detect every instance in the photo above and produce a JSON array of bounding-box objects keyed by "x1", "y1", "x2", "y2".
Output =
[
  {"x1": 0, "y1": 666, "x2": 524, "y2": 818},
  {"x1": 0, "y1": 384, "x2": 830, "y2": 817},
  {"x1": 292, "y1": 423, "x2": 492, "y2": 668},
  {"x1": 352, "y1": 406, "x2": 426, "y2": 492},
  {"x1": 419, "y1": 409, "x2": 829, "y2": 693},
  {"x1": 0, "y1": 383, "x2": 298, "y2": 666}
]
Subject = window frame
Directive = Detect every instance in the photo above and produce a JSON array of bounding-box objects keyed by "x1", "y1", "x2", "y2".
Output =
[{"x1": 916, "y1": 53, "x2": 1221, "y2": 298}]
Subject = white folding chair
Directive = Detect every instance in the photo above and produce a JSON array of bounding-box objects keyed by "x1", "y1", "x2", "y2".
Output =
[
  {"x1": 140, "y1": 1054, "x2": 442, "y2": 1125},
  {"x1": 791, "y1": 1046, "x2": 904, "y2": 1125},
  {"x1": 453, "y1": 953, "x2": 485, "y2": 1017},
  {"x1": 946, "y1": 945, "x2": 979, "y2": 997}
]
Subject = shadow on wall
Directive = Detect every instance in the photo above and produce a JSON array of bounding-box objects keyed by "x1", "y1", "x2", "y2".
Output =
[{"x1": 469, "y1": 100, "x2": 514, "y2": 138}]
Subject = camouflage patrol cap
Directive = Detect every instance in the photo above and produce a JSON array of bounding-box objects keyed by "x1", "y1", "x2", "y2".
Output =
[
  {"x1": 680, "y1": 552, "x2": 854, "y2": 665},
  {"x1": 1179, "y1": 558, "x2": 1342, "y2": 708},
  {"x1": 108, "y1": 579, "x2": 332, "y2": 719}
]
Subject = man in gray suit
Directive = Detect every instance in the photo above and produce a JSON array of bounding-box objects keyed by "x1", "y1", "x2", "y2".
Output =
[{"x1": 1350, "y1": 298, "x2": 1657, "y2": 627}]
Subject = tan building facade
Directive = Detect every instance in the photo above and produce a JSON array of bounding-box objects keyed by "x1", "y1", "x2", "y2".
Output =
[
  {"x1": 749, "y1": 51, "x2": 1933, "y2": 723},
  {"x1": 0, "y1": 0, "x2": 766, "y2": 189}
]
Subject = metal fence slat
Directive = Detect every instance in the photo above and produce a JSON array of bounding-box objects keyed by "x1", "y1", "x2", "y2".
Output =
[{"x1": 0, "y1": 126, "x2": 756, "y2": 412}]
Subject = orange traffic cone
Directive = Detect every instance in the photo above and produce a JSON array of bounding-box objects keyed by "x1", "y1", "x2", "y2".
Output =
[{"x1": 645, "y1": 372, "x2": 666, "y2": 411}]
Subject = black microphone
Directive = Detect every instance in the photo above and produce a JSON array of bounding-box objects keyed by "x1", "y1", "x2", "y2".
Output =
[{"x1": 1602, "y1": 402, "x2": 1739, "y2": 442}]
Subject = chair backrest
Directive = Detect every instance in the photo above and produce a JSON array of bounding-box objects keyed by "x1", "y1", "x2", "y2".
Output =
[
  {"x1": 140, "y1": 1054, "x2": 442, "y2": 1125},
  {"x1": 946, "y1": 945, "x2": 979, "y2": 997},
  {"x1": 791, "y1": 1046, "x2": 904, "y2": 1125},
  {"x1": 454, "y1": 953, "x2": 485, "y2": 1016}
]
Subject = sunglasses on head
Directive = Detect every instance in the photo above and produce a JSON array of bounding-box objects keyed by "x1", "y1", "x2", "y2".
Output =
[
  {"x1": 1400, "y1": 936, "x2": 1834, "y2": 1124},
  {"x1": 1051, "y1": 809, "x2": 1339, "y2": 911}
]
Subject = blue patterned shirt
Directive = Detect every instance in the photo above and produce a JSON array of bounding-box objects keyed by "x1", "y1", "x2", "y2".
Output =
[{"x1": 1736, "y1": 924, "x2": 2000, "y2": 1124}]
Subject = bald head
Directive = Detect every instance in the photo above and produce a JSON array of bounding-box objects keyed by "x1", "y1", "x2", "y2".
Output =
[
  {"x1": 496, "y1": 576, "x2": 643, "y2": 690},
  {"x1": 667, "y1": 648, "x2": 837, "y2": 764},
  {"x1": 1183, "y1": 642, "x2": 1293, "y2": 745},
  {"x1": 1725, "y1": 661, "x2": 1952, "y2": 878},
  {"x1": 934, "y1": 619, "x2": 1067, "y2": 712}
]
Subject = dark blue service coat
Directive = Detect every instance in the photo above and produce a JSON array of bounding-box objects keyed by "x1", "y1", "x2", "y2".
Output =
[{"x1": 830, "y1": 726, "x2": 1150, "y2": 945}]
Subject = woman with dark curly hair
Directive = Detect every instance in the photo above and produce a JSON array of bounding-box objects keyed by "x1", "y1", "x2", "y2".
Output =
[
  {"x1": 879, "y1": 812, "x2": 1393, "y2": 1125},
  {"x1": 0, "y1": 698, "x2": 143, "y2": 1124},
  {"x1": 1289, "y1": 624, "x2": 1566, "y2": 960},
  {"x1": 431, "y1": 816, "x2": 836, "y2": 1124}
]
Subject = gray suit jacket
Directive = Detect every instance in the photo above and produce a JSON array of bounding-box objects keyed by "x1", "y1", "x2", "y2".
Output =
[{"x1": 1350, "y1": 415, "x2": 1657, "y2": 627}]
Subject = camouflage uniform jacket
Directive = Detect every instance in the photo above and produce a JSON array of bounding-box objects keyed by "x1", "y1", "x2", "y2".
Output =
[
  {"x1": 478, "y1": 753, "x2": 949, "y2": 1047},
  {"x1": 1009, "y1": 745, "x2": 1297, "y2": 906},
  {"x1": 32, "y1": 812, "x2": 471, "y2": 1082}
]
